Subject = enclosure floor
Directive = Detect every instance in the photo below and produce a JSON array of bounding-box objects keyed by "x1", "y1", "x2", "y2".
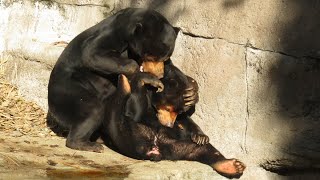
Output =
[{"x1": 0, "y1": 78, "x2": 131, "y2": 179}]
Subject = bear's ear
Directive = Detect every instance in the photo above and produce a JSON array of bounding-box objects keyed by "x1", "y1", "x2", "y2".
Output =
[
  {"x1": 173, "y1": 27, "x2": 180, "y2": 35},
  {"x1": 118, "y1": 74, "x2": 131, "y2": 95},
  {"x1": 134, "y1": 23, "x2": 143, "y2": 35}
]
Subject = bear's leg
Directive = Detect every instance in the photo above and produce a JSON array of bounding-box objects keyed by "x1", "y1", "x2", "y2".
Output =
[
  {"x1": 48, "y1": 74, "x2": 110, "y2": 153},
  {"x1": 66, "y1": 103, "x2": 104, "y2": 153},
  {"x1": 160, "y1": 140, "x2": 245, "y2": 178},
  {"x1": 191, "y1": 145, "x2": 246, "y2": 178}
]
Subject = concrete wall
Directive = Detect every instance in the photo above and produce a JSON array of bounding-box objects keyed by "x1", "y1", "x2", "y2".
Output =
[{"x1": 1, "y1": 0, "x2": 320, "y2": 178}]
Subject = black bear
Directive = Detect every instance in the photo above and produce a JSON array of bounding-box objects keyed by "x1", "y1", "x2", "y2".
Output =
[
  {"x1": 102, "y1": 74, "x2": 246, "y2": 178},
  {"x1": 123, "y1": 67, "x2": 209, "y2": 145},
  {"x1": 152, "y1": 71, "x2": 209, "y2": 145},
  {"x1": 47, "y1": 8, "x2": 198, "y2": 152}
]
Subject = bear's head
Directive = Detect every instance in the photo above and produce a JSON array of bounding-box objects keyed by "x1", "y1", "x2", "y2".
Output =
[
  {"x1": 152, "y1": 76, "x2": 188, "y2": 128},
  {"x1": 128, "y1": 10, "x2": 180, "y2": 78}
]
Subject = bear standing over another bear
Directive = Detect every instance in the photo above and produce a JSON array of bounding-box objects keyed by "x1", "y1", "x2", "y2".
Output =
[{"x1": 48, "y1": 8, "x2": 198, "y2": 152}]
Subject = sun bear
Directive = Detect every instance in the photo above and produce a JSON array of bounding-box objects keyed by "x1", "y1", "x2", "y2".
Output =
[
  {"x1": 102, "y1": 74, "x2": 246, "y2": 178},
  {"x1": 47, "y1": 8, "x2": 198, "y2": 152}
]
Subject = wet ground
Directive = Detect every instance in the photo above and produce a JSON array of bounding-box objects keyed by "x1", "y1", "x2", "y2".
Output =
[{"x1": 0, "y1": 132, "x2": 134, "y2": 179}]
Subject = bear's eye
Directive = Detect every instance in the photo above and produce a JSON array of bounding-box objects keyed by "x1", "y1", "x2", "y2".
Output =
[{"x1": 164, "y1": 106, "x2": 174, "y2": 112}]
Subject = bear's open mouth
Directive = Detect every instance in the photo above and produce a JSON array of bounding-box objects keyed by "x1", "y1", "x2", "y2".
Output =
[
  {"x1": 146, "y1": 146, "x2": 160, "y2": 156},
  {"x1": 146, "y1": 135, "x2": 160, "y2": 156}
]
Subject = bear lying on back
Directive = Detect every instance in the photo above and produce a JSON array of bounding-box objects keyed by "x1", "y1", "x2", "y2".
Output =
[{"x1": 102, "y1": 73, "x2": 246, "y2": 178}]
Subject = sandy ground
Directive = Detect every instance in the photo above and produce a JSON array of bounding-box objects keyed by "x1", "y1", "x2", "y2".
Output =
[
  {"x1": 0, "y1": 131, "x2": 136, "y2": 179},
  {"x1": 0, "y1": 77, "x2": 135, "y2": 179}
]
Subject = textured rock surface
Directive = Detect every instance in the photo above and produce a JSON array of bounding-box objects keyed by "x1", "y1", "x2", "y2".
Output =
[
  {"x1": 1, "y1": 0, "x2": 320, "y2": 178},
  {"x1": 172, "y1": 34, "x2": 247, "y2": 161},
  {"x1": 116, "y1": 0, "x2": 320, "y2": 58},
  {"x1": 0, "y1": 0, "x2": 111, "y2": 64},
  {"x1": 4, "y1": 55, "x2": 52, "y2": 109},
  {"x1": 246, "y1": 48, "x2": 320, "y2": 167}
]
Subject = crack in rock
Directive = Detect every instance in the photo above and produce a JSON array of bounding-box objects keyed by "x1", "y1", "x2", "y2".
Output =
[
  {"x1": 48, "y1": 0, "x2": 109, "y2": 7},
  {"x1": 181, "y1": 31, "x2": 320, "y2": 60},
  {"x1": 243, "y1": 40, "x2": 250, "y2": 154}
]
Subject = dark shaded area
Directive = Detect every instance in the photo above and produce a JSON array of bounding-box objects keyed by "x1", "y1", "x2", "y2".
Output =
[
  {"x1": 263, "y1": 166, "x2": 320, "y2": 177},
  {"x1": 115, "y1": 0, "x2": 187, "y2": 24},
  {"x1": 265, "y1": 0, "x2": 320, "y2": 177},
  {"x1": 46, "y1": 165, "x2": 130, "y2": 179},
  {"x1": 278, "y1": 1, "x2": 320, "y2": 58},
  {"x1": 222, "y1": 0, "x2": 245, "y2": 8},
  {"x1": 261, "y1": 159, "x2": 320, "y2": 176}
]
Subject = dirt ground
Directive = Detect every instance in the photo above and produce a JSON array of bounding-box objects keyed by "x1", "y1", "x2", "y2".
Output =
[
  {"x1": 0, "y1": 76, "x2": 138, "y2": 179},
  {"x1": 0, "y1": 79, "x2": 50, "y2": 138},
  {"x1": 0, "y1": 131, "x2": 136, "y2": 179}
]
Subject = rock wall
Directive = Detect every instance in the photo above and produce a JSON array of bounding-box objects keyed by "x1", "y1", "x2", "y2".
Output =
[{"x1": 1, "y1": 0, "x2": 320, "y2": 178}]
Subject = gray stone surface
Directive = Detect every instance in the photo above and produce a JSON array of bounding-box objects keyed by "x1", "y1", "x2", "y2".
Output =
[
  {"x1": 0, "y1": 0, "x2": 113, "y2": 64},
  {"x1": 171, "y1": 33, "x2": 248, "y2": 162},
  {"x1": 3, "y1": 54, "x2": 51, "y2": 110},
  {"x1": 115, "y1": 0, "x2": 320, "y2": 58}
]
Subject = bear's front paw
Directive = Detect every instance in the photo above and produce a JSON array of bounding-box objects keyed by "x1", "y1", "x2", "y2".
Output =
[
  {"x1": 138, "y1": 73, "x2": 164, "y2": 92},
  {"x1": 191, "y1": 133, "x2": 209, "y2": 145}
]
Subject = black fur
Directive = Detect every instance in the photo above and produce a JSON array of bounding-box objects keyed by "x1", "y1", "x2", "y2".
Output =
[
  {"x1": 102, "y1": 73, "x2": 226, "y2": 167},
  {"x1": 47, "y1": 8, "x2": 197, "y2": 152},
  {"x1": 102, "y1": 74, "x2": 246, "y2": 178}
]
